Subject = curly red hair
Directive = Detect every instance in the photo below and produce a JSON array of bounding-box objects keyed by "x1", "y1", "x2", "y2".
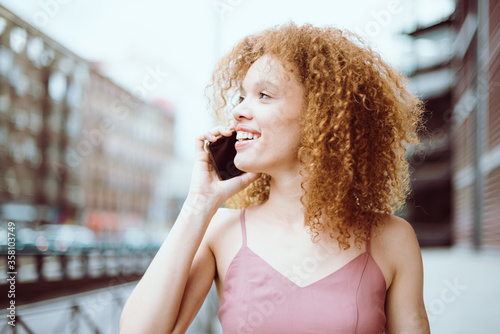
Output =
[{"x1": 206, "y1": 22, "x2": 424, "y2": 250}]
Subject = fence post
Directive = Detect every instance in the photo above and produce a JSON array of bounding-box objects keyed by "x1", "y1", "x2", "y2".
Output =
[
  {"x1": 81, "y1": 251, "x2": 89, "y2": 279},
  {"x1": 71, "y1": 305, "x2": 80, "y2": 333},
  {"x1": 36, "y1": 253, "x2": 44, "y2": 282},
  {"x1": 60, "y1": 254, "x2": 68, "y2": 280}
]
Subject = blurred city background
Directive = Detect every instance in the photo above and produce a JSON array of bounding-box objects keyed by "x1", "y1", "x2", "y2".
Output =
[{"x1": 0, "y1": 0, "x2": 498, "y2": 333}]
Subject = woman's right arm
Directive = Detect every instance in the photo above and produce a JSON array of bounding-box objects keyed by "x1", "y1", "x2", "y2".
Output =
[
  {"x1": 120, "y1": 193, "x2": 217, "y2": 334},
  {"x1": 119, "y1": 125, "x2": 261, "y2": 333}
]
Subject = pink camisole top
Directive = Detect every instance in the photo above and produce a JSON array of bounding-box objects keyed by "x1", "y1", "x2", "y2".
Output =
[{"x1": 218, "y1": 209, "x2": 387, "y2": 334}]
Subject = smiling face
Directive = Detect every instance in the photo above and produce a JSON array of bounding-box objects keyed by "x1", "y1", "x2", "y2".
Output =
[{"x1": 232, "y1": 55, "x2": 304, "y2": 175}]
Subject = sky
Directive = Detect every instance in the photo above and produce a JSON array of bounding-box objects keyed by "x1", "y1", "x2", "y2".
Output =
[{"x1": 0, "y1": 0, "x2": 454, "y2": 161}]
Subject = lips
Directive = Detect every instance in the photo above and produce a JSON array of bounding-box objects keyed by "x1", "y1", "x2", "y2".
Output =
[
  {"x1": 236, "y1": 125, "x2": 261, "y2": 136},
  {"x1": 236, "y1": 131, "x2": 261, "y2": 141},
  {"x1": 235, "y1": 138, "x2": 256, "y2": 149},
  {"x1": 235, "y1": 125, "x2": 261, "y2": 149}
]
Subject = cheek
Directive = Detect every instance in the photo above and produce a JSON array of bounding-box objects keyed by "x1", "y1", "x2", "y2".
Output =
[
  {"x1": 267, "y1": 106, "x2": 301, "y2": 133},
  {"x1": 265, "y1": 129, "x2": 300, "y2": 157}
]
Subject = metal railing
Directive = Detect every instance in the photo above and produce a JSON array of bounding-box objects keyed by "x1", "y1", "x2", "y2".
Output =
[{"x1": 0, "y1": 282, "x2": 134, "y2": 334}]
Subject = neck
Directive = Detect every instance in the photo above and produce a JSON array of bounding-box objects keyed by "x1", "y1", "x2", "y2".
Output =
[{"x1": 260, "y1": 167, "x2": 305, "y2": 228}]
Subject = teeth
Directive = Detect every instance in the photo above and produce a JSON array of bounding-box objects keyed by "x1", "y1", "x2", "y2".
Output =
[{"x1": 236, "y1": 131, "x2": 261, "y2": 141}]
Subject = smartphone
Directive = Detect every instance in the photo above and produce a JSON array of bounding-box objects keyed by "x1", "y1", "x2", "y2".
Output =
[{"x1": 205, "y1": 130, "x2": 245, "y2": 180}]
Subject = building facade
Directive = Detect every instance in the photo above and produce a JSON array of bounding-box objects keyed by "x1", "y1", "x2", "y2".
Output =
[
  {"x1": 409, "y1": 0, "x2": 500, "y2": 250},
  {"x1": 405, "y1": 15, "x2": 454, "y2": 247},
  {"x1": 400, "y1": 0, "x2": 499, "y2": 251},
  {"x1": 451, "y1": 0, "x2": 500, "y2": 250},
  {"x1": 0, "y1": 5, "x2": 179, "y2": 237}
]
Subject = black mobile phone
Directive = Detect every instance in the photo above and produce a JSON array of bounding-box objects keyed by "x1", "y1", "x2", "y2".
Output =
[{"x1": 205, "y1": 131, "x2": 245, "y2": 180}]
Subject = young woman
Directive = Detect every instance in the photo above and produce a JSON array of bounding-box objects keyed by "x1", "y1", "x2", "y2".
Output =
[{"x1": 120, "y1": 23, "x2": 430, "y2": 333}]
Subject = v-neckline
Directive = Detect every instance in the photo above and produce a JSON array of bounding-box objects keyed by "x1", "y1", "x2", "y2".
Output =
[
  {"x1": 244, "y1": 246, "x2": 368, "y2": 289},
  {"x1": 220, "y1": 208, "x2": 373, "y2": 292},
  {"x1": 223, "y1": 244, "x2": 369, "y2": 290}
]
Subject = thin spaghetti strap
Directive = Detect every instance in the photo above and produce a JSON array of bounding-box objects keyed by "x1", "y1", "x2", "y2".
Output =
[
  {"x1": 240, "y1": 208, "x2": 247, "y2": 246},
  {"x1": 366, "y1": 223, "x2": 372, "y2": 253}
]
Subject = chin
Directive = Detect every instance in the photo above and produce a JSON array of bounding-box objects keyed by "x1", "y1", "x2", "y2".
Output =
[{"x1": 234, "y1": 155, "x2": 262, "y2": 174}]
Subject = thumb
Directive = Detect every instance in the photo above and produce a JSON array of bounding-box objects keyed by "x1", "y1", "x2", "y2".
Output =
[
  {"x1": 239, "y1": 172, "x2": 262, "y2": 188},
  {"x1": 223, "y1": 172, "x2": 262, "y2": 197}
]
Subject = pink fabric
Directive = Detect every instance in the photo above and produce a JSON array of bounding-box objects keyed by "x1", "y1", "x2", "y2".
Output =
[{"x1": 218, "y1": 209, "x2": 387, "y2": 334}]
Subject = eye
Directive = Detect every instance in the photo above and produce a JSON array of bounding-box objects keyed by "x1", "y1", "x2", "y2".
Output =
[
  {"x1": 259, "y1": 92, "x2": 270, "y2": 99},
  {"x1": 238, "y1": 96, "x2": 245, "y2": 104}
]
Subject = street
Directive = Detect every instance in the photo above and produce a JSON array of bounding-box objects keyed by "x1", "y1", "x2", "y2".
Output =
[{"x1": 421, "y1": 247, "x2": 500, "y2": 333}]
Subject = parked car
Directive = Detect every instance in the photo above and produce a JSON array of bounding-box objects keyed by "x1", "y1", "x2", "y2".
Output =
[
  {"x1": 0, "y1": 226, "x2": 40, "y2": 254},
  {"x1": 16, "y1": 228, "x2": 40, "y2": 253},
  {"x1": 120, "y1": 228, "x2": 151, "y2": 252},
  {"x1": 35, "y1": 224, "x2": 96, "y2": 254}
]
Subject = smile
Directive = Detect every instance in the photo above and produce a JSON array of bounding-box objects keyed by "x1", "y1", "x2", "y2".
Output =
[{"x1": 236, "y1": 131, "x2": 261, "y2": 142}]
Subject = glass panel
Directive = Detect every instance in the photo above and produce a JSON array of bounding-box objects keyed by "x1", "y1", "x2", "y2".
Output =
[
  {"x1": 10, "y1": 136, "x2": 24, "y2": 163},
  {"x1": 0, "y1": 17, "x2": 7, "y2": 35},
  {"x1": 66, "y1": 81, "x2": 83, "y2": 108},
  {"x1": 5, "y1": 167, "x2": 20, "y2": 196},
  {"x1": 29, "y1": 106, "x2": 43, "y2": 134},
  {"x1": 23, "y1": 137, "x2": 41, "y2": 168},
  {"x1": 0, "y1": 46, "x2": 14, "y2": 77},
  {"x1": 41, "y1": 48, "x2": 55, "y2": 67},
  {"x1": 10, "y1": 65, "x2": 30, "y2": 97},
  {"x1": 48, "y1": 71, "x2": 67, "y2": 102},
  {"x1": 14, "y1": 109, "x2": 29, "y2": 130},
  {"x1": 10, "y1": 27, "x2": 27, "y2": 54},
  {"x1": 27, "y1": 37, "x2": 44, "y2": 68}
]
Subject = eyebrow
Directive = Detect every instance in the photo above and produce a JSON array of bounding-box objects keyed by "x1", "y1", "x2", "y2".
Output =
[{"x1": 241, "y1": 80, "x2": 279, "y2": 93}]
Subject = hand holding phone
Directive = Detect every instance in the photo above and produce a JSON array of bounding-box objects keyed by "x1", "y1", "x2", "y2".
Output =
[{"x1": 204, "y1": 130, "x2": 245, "y2": 180}]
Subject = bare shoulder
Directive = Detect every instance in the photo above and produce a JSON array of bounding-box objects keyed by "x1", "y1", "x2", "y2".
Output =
[
  {"x1": 204, "y1": 207, "x2": 242, "y2": 252},
  {"x1": 206, "y1": 207, "x2": 241, "y2": 235},
  {"x1": 374, "y1": 213, "x2": 419, "y2": 246},
  {"x1": 372, "y1": 213, "x2": 423, "y2": 275}
]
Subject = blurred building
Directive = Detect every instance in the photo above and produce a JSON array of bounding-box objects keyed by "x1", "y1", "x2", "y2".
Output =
[
  {"x1": 404, "y1": 13, "x2": 454, "y2": 247},
  {"x1": 405, "y1": 0, "x2": 500, "y2": 251},
  {"x1": 81, "y1": 70, "x2": 176, "y2": 237},
  {"x1": 0, "y1": 5, "x2": 183, "y2": 237},
  {"x1": 451, "y1": 0, "x2": 500, "y2": 250},
  {"x1": 0, "y1": 6, "x2": 85, "y2": 223}
]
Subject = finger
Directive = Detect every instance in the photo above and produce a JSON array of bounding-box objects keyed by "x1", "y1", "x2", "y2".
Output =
[
  {"x1": 229, "y1": 120, "x2": 237, "y2": 130},
  {"x1": 223, "y1": 172, "x2": 261, "y2": 195},
  {"x1": 208, "y1": 126, "x2": 232, "y2": 138},
  {"x1": 204, "y1": 131, "x2": 218, "y2": 142},
  {"x1": 221, "y1": 127, "x2": 233, "y2": 136},
  {"x1": 200, "y1": 126, "x2": 229, "y2": 142},
  {"x1": 195, "y1": 130, "x2": 219, "y2": 148},
  {"x1": 239, "y1": 172, "x2": 262, "y2": 187},
  {"x1": 206, "y1": 161, "x2": 214, "y2": 172},
  {"x1": 195, "y1": 126, "x2": 234, "y2": 154},
  {"x1": 195, "y1": 137, "x2": 212, "y2": 158}
]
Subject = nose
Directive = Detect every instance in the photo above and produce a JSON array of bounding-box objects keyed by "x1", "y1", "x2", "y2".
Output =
[{"x1": 232, "y1": 100, "x2": 253, "y2": 121}]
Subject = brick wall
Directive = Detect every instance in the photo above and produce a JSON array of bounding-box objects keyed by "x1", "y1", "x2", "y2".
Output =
[{"x1": 451, "y1": 0, "x2": 500, "y2": 250}]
